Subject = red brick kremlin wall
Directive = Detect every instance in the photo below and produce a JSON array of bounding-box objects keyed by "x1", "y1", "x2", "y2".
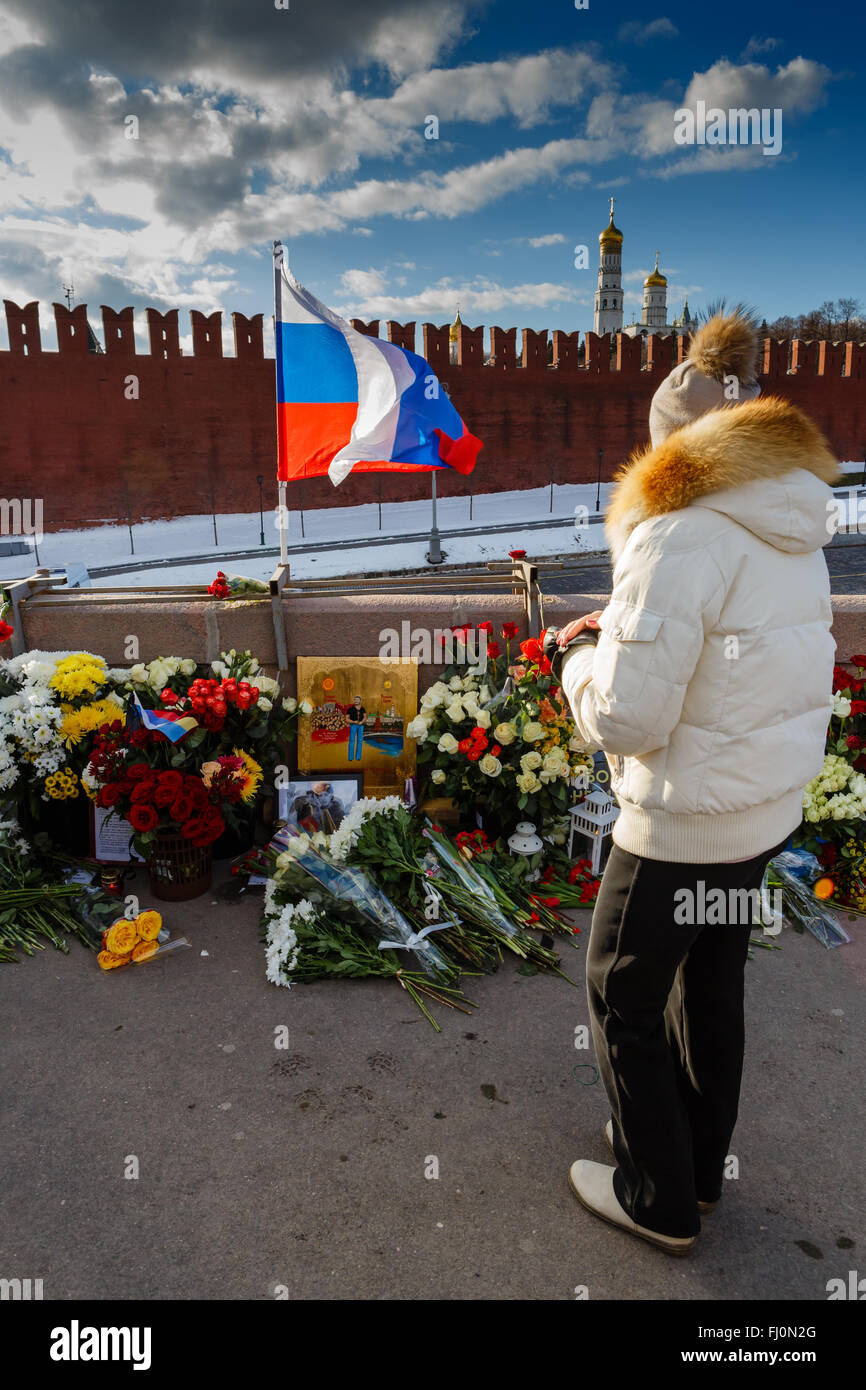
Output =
[{"x1": 2, "y1": 300, "x2": 865, "y2": 531}]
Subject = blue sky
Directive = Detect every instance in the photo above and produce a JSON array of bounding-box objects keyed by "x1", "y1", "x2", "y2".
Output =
[{"x1": 0, "y1": 0, "x2": 862, "y2": 349}]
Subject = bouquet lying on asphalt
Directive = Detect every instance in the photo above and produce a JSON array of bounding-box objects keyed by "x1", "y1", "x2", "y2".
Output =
[
  {"x1": 253, "y1": 798, "x2": 584, "y2": 1029},
  {"x1": 0, "y1": 819, "x2": 133, "y2": 963}
]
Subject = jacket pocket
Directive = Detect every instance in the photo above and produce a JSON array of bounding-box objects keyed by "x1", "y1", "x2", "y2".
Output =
[
  {"x1": 598, "y1": 598, "x2": 665, "y2": 643},
  {"x1": 593, "y1": 599, "x2": 666, "y2": 705}
]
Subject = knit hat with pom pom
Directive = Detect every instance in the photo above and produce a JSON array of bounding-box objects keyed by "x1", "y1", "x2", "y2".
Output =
[{"x1": 649, "y1": 309, "x2": 761, "y2": 447}]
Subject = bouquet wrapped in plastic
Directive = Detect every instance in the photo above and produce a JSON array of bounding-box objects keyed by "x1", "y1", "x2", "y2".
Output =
[
  {"x1": 765, "y1": 849, "x2": 852, "y2": 950},
  {"x1": 263, "y1": 826, "x2": 473, "y2": 1029},
  {"x1": 274, "y1": 825, "x2": 457, "y2": 981}
]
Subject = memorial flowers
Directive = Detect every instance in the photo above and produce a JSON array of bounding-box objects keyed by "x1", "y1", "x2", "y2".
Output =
[
  {"x1": 796, "y1": 654, "x2": 866, "y2": 910},
  {"x1": 97, "y1": 908, "x2": 166, "y2": 970},
  {"x1": 86, "y1": 721, "x2": 251, "y2": 856},
  {"x1": 409, "y1": 623, "x2": 594, "y2": 836},
  {"x1": 0, "y1": 649, "x2": 127, "y2": 822},
  {"x1": 254, "y1": 798, "x2": 578, "y2": 1027}
]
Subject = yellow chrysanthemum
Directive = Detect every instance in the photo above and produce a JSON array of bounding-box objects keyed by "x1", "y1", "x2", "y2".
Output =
[
  {"x1": 59, "y1": 699, "x2": 124, "y2": 747},
  {"x1": 50, "y1": 653, "x2": 108, "y2": 700}
]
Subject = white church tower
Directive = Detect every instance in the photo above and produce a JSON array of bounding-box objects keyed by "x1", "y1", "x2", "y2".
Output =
[
  {"x1": 641, "y1": 251, "x2": 668, "y2": 329},
  {"x1": 593, "y1": 197, "x2": 624, "y2": 336}
]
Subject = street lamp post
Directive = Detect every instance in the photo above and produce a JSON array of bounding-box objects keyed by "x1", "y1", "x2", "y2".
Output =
[
  {"x1": 256, "y1": 474, "x2": 265, "y2": 546},
  {"x1": 426, "y1": 470, "x2": 445, "y2": 565}
]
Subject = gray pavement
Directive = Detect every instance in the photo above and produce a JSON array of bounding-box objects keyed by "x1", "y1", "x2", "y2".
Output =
[{"x1": 1, "y1": 865, "x2": 863, "y2": 1301}]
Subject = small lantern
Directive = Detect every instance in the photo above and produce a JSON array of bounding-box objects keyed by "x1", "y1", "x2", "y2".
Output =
[
  {"x1": 568, "y1": 787, "x2": 619, "y2": 876},
  {"x1": 508, "y1": 820, "x2": 544, "y2": 881}
]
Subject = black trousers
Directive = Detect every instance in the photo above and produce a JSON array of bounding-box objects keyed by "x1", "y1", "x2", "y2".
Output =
[{"x1": 586, "y1": 835, "x2": 790, "y2": 1238}]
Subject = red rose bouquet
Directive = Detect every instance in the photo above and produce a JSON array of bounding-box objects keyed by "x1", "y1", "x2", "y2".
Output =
[{"x1": 87, "y1": 723, "x2": 258, "y2": 857}]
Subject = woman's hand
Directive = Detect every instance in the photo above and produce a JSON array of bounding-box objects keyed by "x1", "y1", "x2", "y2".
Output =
[{"x1": 556, "y1": 611, "x2": 604, "y2": 646}]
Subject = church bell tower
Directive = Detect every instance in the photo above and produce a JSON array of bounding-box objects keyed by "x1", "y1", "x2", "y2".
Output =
[{"x1": 593, "y1": 197, "x2": 624, "y2": 336}]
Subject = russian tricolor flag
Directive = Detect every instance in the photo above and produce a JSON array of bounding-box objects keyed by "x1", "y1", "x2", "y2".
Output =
[{"x1": 275, "y1": 258, "x2": 483, "y2": 486}]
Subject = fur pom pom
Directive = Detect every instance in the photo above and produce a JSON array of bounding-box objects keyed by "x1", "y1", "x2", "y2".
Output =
[{"x1": 688, "y1": 309, "x2": 759, "y2": 384}]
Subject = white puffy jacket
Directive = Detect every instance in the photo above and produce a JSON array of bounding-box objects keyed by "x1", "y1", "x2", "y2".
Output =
[{"x1": 561, "y1": 397, "x2": 840, "y2": 863}]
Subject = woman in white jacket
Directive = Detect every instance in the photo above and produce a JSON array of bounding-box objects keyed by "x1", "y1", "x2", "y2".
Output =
[{"x1": 548, "y1": 310, "x2": 839, "y2": 1255}]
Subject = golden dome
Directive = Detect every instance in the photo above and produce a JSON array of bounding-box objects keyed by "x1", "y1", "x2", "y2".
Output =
[
  {"x1": 644, "y1": 252, "x2": 667, "y2": 288},
  {"x1": 449, "y1": 306, "x2": 462, "y2": 342},
  {"x1": 599, "y1": 196, "x2": 622, "y2": 248}
]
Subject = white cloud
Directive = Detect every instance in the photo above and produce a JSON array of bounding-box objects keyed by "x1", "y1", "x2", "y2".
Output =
[
  {"x1": 332, "y1": 272, "x2": 581, "y2": 322},
  {"x1": 0, "y1": 8, "x2": 838, "y2": 312},
  {"x1": 338, "y1": 267, "x2": 388, "y2": 299},
  {"x1": 740, "y1": 37, "x2": 782, "y2": 61},
  {"x1": 617, "y1": 19, "x2": 678, "y2": 45}
]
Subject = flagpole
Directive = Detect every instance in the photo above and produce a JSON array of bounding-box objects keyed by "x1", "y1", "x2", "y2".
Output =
[{"x1": 273, "y1": 239, "x2": 288, "y2": 566}]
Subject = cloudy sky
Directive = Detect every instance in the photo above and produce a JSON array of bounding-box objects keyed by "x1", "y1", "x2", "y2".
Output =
[{"x1": 0, "y1": 0, "x2": 861, "y2": 351}]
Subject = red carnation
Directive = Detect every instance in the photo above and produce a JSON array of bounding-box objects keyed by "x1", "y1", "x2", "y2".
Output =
[
  {"x1": 477, "y1": 621, "x2": 494, "y2": 634},
  {"x1": 502, "y1": 622, "x2": 520, "y2": 640},
  {"x1": 486, "y1": 641, "x2": 501, "y2": 659},
  {"x1": 508, "y1": 549, "x2": 527, "y2": 559},
  {"x1": 128, "y1": 804, "x2": 158, "y2": 832},
  {"x1": 0, "y1": 618, "x2": 13, "y2": 643},
  {"x1": 458, "y1": 738, "x2": 471, "y2": 753}
]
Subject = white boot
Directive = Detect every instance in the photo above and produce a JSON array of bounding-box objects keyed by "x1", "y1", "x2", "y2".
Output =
[
  {"x1": 568, "y1": 1159, "x2": 697, "y2": 1256},
  {"x1": 604, "y1": 1119, "x2": 718, "y2": 1215}
]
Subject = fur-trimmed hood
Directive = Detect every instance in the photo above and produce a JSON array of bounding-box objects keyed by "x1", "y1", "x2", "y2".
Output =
[{"x1": 605, "y1": 396, "x2": 841, "y2": 564}]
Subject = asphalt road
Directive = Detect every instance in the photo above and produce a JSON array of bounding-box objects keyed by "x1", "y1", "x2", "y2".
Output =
[
  {"x1": 542, "y1": 539, "x2": 866, "y2": 597},
  {"x1": 1, "y1": 864, "x2": 862, "y2": 1301}
]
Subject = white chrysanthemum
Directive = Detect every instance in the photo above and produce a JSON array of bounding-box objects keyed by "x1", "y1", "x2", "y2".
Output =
[
  {"x1": 328, "y1": 795, "x2": 403, "y2": 862},
  {"x1": 264, "y1": 897, "x2": 315, "y2": 987},
  {"x1": 430, "y1": 769, "x2": 446, "y2": 784}
]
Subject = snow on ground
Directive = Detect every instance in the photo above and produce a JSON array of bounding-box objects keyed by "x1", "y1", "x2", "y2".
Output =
[
  {"x1": 3, "y1": 464, "x2": 864, "y2": 588},
  {"x1": 0, "y1": 482, "x2": 615, "y2": 586}
]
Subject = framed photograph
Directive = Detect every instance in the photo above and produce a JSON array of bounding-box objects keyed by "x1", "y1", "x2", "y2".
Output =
[
  {"x1": 296, "y1": 656, "x2": 418, "y2": 793},
  {"x1": 277, "y1": 774, "x2": 364, "y2": 835}
]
